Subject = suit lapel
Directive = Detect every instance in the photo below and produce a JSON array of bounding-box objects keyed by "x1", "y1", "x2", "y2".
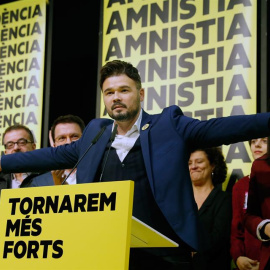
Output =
[
  {"x1": 0, "y1": 173, "x2": 11, "y2": 189},
  {"x1": 140, "y1": 111, "x2": 155, "y2": 192},
  {"x1": 78, "y1": 124, "x2": 112, "y2": 183}
]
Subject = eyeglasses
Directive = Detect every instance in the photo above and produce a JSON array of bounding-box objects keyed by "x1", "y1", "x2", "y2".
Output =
[{"x1": 4, "y1": 138, "x2": 33, "y2": 149}]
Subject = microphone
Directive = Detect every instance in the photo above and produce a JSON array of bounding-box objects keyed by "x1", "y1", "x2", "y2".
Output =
[
  {"x1": 99, "y1": 124, "x2": 118, "y2": 182},
  {"x1": 61, "y1": 126, "x2": 106, "y2": 185}
]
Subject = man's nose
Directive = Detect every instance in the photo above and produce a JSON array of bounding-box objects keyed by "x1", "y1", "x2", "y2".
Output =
[
  {"x1": 189, "y1": 163, "x2": 196, "y2": 169},
  {"x1": 113, "y1": 92, "x2": 121, "y2": 101},
  {"x1": 13, "y1": 143, "x2": 19, "y2": 150},
  {"x1": 255, "y1": 140, "x2": 262, "y2": 147}
]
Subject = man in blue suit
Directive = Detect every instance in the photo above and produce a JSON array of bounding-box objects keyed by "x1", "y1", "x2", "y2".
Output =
[{"x1": 1, "y1": 60, "x2": 270, "y2": 269}]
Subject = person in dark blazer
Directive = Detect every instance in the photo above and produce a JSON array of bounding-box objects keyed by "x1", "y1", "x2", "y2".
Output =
[
  {"x1": 0, "y1": 172, "x2": 40, "y2": 190},
  {"x1": 1, "y1": 60, "x2": 270, "y2": 269},
  {"x1": 31, "y1": 114, "x2": 85, "y2": 187},
  {"x1": 0, "y1": 124, "x2": 38, "y2": 194},
  {"x1": 244, "y1": 137, "x2": 270, "y2": 270},
  {"x1": 189, "y1": 147, "x2": 231, "y2": 270}
]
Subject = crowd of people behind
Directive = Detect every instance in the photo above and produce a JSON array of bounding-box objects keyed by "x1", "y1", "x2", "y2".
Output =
[{"x1": 0, "y1": 60, "x2": 270, "y2": 269}]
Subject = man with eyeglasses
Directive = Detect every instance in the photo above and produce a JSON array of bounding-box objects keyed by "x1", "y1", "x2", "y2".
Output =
[
  {"x1": 0, "y1": 124, "x2": 37, "y2": 192},
  {"x1": 30, "y1": 114, "x2": 85, "y2": 186}
]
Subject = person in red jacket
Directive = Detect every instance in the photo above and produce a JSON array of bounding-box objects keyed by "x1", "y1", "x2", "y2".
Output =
[
  {"x1": 244, "y1": 137, "x2": 270, "y2": 270},
  {"x1": 231, "y1": 138, "x2": 268, "y2": 270}
]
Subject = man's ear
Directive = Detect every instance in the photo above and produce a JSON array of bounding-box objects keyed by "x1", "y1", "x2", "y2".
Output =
[
  {"x1": 49, "y1": 130, "x2": 54, "y2": 147},
  {"x1": 139, "y1": 88, "x2": 145, "y2": 102}
]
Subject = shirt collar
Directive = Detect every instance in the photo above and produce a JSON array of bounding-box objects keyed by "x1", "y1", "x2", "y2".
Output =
[
  {"x1": 11, "y1": 172, "x2": 31, "y2": 180},
  {"x1": 134, "y1": 108, "x2": 143, "y2": 132}
]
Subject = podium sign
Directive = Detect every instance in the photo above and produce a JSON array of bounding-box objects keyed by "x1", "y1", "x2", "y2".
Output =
[
  {"x1": 0, "y1": 181, "x2": 134, "y2": 270},
  {"x1": 131, "y1": 216, "x2": 178, "y2": 248}
]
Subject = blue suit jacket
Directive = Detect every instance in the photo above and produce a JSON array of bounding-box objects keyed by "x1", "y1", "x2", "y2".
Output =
[
  {"x1": 2, "y1": 106, "x2": 270, "y2": 250},
  {"x1": 31, "y1": 172, "x2": 54, "y2": 187}
]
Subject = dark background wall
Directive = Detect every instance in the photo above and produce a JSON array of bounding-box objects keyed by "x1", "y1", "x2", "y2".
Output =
[
  {"x1": 47, "y1": 1, "x2": 101, "y2": 127},
  {"x1": 1, "y1": 0, "x2": 101, "y2": 140}
]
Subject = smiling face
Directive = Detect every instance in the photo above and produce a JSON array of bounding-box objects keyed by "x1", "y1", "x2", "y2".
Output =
[
  {"x1": 188, "y1": 150, "x2": 214, "y2": 186},
  {"x1": 250, "y1": 137, "x2": 268, "y2": 160},
  {"x1": 102, "y1": 74, "x2": 144, "y2": 123}
]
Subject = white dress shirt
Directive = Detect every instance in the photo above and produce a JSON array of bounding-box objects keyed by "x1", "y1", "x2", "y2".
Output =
[
  {"x1": 64, "y1": 170, "x2": 77, "y2": 185},
  {"x1": 11, "y1": 173, "x2": 31, "y2": 188},
  {"x1": 111, "y1": 109, "x2": 142, "y2": 162}
]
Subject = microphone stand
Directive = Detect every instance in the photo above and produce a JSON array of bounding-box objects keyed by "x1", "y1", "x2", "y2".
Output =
[
  {"x1": 61, "y1": 126, "x2": 106, "y2": 185},
  {"x1": 99, "y1": 124, "x2": 118, "y2": 182}
]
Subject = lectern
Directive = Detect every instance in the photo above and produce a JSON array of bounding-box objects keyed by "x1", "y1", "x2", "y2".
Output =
[{"x1": 0, "y1": 181, "x2": 178, "y2": 269}]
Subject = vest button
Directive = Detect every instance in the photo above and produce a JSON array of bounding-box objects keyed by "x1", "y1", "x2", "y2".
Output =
[{"x1": 122, "y1": 163, "x2": 125, "y2": 167}]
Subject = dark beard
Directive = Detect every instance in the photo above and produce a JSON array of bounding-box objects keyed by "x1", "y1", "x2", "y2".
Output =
[
  {"x1": 110, "y1": 108, "x2": 139, "y2": 122},
  {"x1": 108, "y1": 94, "x2": 141, "y2": 122}
]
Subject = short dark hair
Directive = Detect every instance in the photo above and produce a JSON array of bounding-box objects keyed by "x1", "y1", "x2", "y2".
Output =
[
  {"x1": 191, "y1": 147, "x2": 228, "y2": 186},
  {"x1": 51, "y1": 115, "x2": 85, "y2": 142},
  {"x1": 3, "y1": 124, "x2": 35, "y2": 144},
  {"x1": 99, "y1": 60, "x2": 142, "y2": 90}
]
